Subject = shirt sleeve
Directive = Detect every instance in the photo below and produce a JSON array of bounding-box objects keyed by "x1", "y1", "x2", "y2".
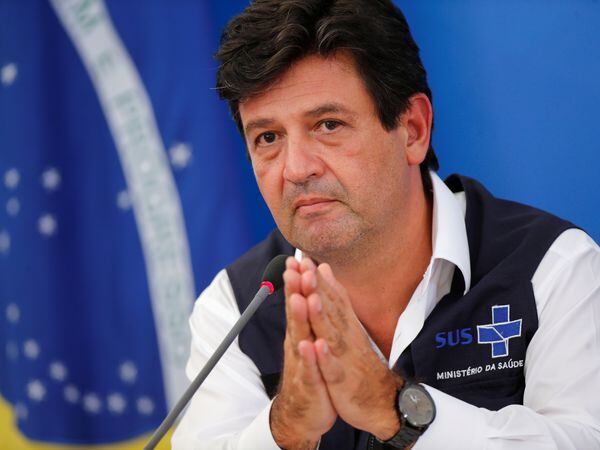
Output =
[
  {"x1": 171, "y1": 269, "x2": 281, "y2": 450},
  {"x1": 415, "y1": 229, "x2": 600, "y2": 449}
]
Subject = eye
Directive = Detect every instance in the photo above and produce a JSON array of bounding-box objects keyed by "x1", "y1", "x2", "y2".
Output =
[
  {"x1": 318, "y1": 120, "x2": 342, "y2": 132},
  {"x1": 256, "y1": 131, "x2": 277, "y2": 146}
]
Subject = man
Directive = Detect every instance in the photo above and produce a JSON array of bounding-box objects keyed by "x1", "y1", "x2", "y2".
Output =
[{"x1": 172, "y1": 1, "x2": 600, "y2": 448}]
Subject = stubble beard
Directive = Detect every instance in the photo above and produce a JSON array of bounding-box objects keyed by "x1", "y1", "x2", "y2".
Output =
[
  {"x1": 277, "y1": 179, "x2": 374, "y2": 265},
  {"x1": 286, "y1": 210, "x2": 374, "y2": 267}
]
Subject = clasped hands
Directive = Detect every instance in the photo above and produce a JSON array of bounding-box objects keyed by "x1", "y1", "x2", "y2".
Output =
[{"x1": 270, "y1": 257, "x2": 403, "y2": 450}]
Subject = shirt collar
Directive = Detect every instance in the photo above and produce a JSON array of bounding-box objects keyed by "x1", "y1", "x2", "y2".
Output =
[
  {"x1": 294, "y1": 171, "x2": 472, "y2": 294},
  {"x1": 429, "y1": 170, "x2": 471, "y2": 294}
]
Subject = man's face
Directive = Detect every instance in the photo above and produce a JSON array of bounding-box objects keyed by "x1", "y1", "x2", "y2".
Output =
[{"x1": 239, "y1": 52, "x2": 414, "y2": 260}]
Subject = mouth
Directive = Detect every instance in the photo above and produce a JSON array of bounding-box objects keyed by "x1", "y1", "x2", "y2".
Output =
[{"x1": 293, "y1": 197, "x2": 338, "y2": 215}]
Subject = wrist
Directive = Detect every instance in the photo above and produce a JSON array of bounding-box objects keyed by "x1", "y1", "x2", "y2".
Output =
[
  {"x1": 270, "y1": 395, "x2": 321, "y2": 449},
  {"x1": 369, "y1": 371, "x2": 405, "y2": 440},
  {"x1": 370, "y1": 403, "x2": 401, "y2": 441}
]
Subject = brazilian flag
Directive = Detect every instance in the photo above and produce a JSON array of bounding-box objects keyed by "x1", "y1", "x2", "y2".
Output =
[{"x1": 0, "y1": 0, "x2": 272, "y2": 447}]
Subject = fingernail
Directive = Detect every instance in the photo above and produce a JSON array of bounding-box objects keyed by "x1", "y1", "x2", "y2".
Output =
[{"x1": 322, "y1": 341, "x2": 329, "y2": 354}]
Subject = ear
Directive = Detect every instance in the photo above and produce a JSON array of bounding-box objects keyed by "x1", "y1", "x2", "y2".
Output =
[{"x1": 399, "y1": 93, "x2": 433, "y2": 166}]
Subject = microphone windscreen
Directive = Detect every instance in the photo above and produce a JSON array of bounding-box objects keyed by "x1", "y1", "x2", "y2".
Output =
[{"x1": 261, "y1": 254, "x2": 288, "y2": 291}]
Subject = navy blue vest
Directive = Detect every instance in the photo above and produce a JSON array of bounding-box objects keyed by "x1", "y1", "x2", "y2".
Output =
[{"x1": 226, "y1": 174, "x2": 575, "y2": 449}]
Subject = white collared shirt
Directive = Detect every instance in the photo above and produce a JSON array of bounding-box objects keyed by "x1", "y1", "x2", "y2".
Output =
[{"x1": 172, "y1": 172, "x2": 600, "y2": 449}]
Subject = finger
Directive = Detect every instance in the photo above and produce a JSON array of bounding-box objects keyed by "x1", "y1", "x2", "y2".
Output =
[
  {"x1": 307, "y1": 293, "x2": 347, "y2": 356},
  {"x1": 315, "y1": 338, "x2": 346, "y2": 385},
  {"x1": 299, "y1": 256, "x2": 317, "y2": 274},
  {"x1": 283, "y1": 269, "x2": 300, "y2": 336},
  {"x1": 298, "y1": 340, "x2": 324, "y2": 387},
  {"x1": 316, "y1": 264, "x2": 348, "y2": 305},
  {"x1": 289, "y1": 293, "x2": 313, "y2": 345},
  {"x1": 316, "y1": 263, "x2": 346, "y2": 296},
  {"x1": 286, "y1": 256, "x2": 300, "y2": 271},
  {"x1": 311, "y1": 271, "x2": 351, "y2": 332},
  {"x1": 283, "y1": 268, "x2": 301, "y2": 304},
  {"x1": 301, "y1": 269, "x2": 317, "y2": 297}
]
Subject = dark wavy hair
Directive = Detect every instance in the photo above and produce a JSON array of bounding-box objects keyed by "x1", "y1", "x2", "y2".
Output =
[{"x1": 216, "y1": 0, "x2": 439, "y2": 182}]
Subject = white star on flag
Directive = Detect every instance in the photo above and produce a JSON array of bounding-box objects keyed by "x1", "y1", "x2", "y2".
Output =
[
  {"x1": 82, "y1": 393, "x2": 102, "y2": 414},
  {"x1": 119, "y1": 361, "x2": 137, "y2": 384},
  {"x1": 27, "y1": 380, "x2": 47, "y2": 402},
  {"x1": 1, "y1": 63, "x2": 18, "y2": 86},
  {"x1": 6, "y1": 197, "x2": 20, "y2": 216},
  {"x1": 38, "y1": 213, "x2": 58, "y2": 237},
  {"x1": 107, "y1": 393, "x2": 127, "y2": 414},
  {"x1": 6, "y1": 303, "x2": 20, "y2": 323},
  {"x1": 41, "y1": 167, "x2": 62, "y2": 191},
  {"x1": 64, "y1": 384, "x2": 80, "y2": 404},
  {"x1": 136, "y1": 396, "x2": 154, "y2": 415},
  {"x1": 3, "y1": 168, "x2": 19, "y2": 189},
  {"x1": 116, "y1": 190, "x2": 132, "y2": 211},
  {"x1": 23, "y1": 339, "x2": 40, "y2": 359},
  {"x1": 169, "y1": 142, "x2": 193, "y2": 169},
  {"x1": 0, "y1": 230, "x2": 10, "y2": 254},
  {"x1": 14, "y1": 402, "x2": 28, "y2": 420},
  {"x1": 49, "y1": 361, "x2": 68, "y2": 381}
]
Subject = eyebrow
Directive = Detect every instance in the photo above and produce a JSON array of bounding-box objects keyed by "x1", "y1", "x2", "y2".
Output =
[
  {"x1": 244, "y1": 102, "x2": 356, "y2": 136},
  {"x1": 304, "y1": 102, "x2": 355, "y2": 118},
  {"x1": 244, "y1": 118, "x2": 276, "y2": 136}
]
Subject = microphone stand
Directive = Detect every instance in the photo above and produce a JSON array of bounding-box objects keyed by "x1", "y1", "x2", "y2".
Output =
[{"x1": 143, "y1": 282, "x2": 275, "y2": 450}]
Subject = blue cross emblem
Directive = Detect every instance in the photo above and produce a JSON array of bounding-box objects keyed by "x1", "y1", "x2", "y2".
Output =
[{"x1": 477, "y1": 305, "x2": 522, "y2": 358}]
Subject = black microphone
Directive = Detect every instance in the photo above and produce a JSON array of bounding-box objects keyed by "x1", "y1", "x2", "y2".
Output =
[{"x1": 144, "y1": 254, "x2": 288, "y2": 450}]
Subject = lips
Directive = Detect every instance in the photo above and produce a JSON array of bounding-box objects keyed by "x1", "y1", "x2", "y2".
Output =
[{"x1": 293, "y1": 197, "x2": 337, "y2": 214}]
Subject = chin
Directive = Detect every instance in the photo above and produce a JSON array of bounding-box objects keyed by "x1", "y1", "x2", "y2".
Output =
[{"x1": 290, "y1": 223, "x2": 365, "y2": 262}]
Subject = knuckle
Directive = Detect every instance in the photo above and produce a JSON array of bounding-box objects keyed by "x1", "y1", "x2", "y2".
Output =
[
  {"x1": 328, "y1": 306, "x2": 348, "y2": 328},
  {"x1": 328, "y1": 332, "x2": 347, "y2": 355}
]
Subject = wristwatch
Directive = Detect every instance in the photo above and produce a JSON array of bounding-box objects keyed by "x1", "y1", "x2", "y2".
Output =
[{"x1": 376, "y1": 383, "x2": 436, "y2": 449}]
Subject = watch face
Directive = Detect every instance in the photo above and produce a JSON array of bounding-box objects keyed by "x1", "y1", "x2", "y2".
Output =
[{"x1": 399, "y1": 385, "x2": 435, "y2": 428}]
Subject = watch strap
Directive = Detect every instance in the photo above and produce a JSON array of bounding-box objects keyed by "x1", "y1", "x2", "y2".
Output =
[
  {"x1": 374, "y1": 383, "x2": 434, "y2": 449},
  {"x1": 377, "y1": 423, "x2": 422, "y2": 448}
]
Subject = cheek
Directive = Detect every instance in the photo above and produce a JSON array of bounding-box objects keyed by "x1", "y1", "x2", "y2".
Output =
[
  {"x1": 252, "y1": 160, "x2": 284, "y2": 211},
  {"x1": 345, "y1": 140, "x2": 406, "y2": 206}
]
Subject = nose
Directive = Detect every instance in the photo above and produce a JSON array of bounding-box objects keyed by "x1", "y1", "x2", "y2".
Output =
[{"x1": 282, "y1": 133, "x2": 324, "y2": 185}]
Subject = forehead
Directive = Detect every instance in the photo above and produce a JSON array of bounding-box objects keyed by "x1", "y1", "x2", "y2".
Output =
[{"x1": 238, "y1": 52, "x2": 377, "y2": 129}]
